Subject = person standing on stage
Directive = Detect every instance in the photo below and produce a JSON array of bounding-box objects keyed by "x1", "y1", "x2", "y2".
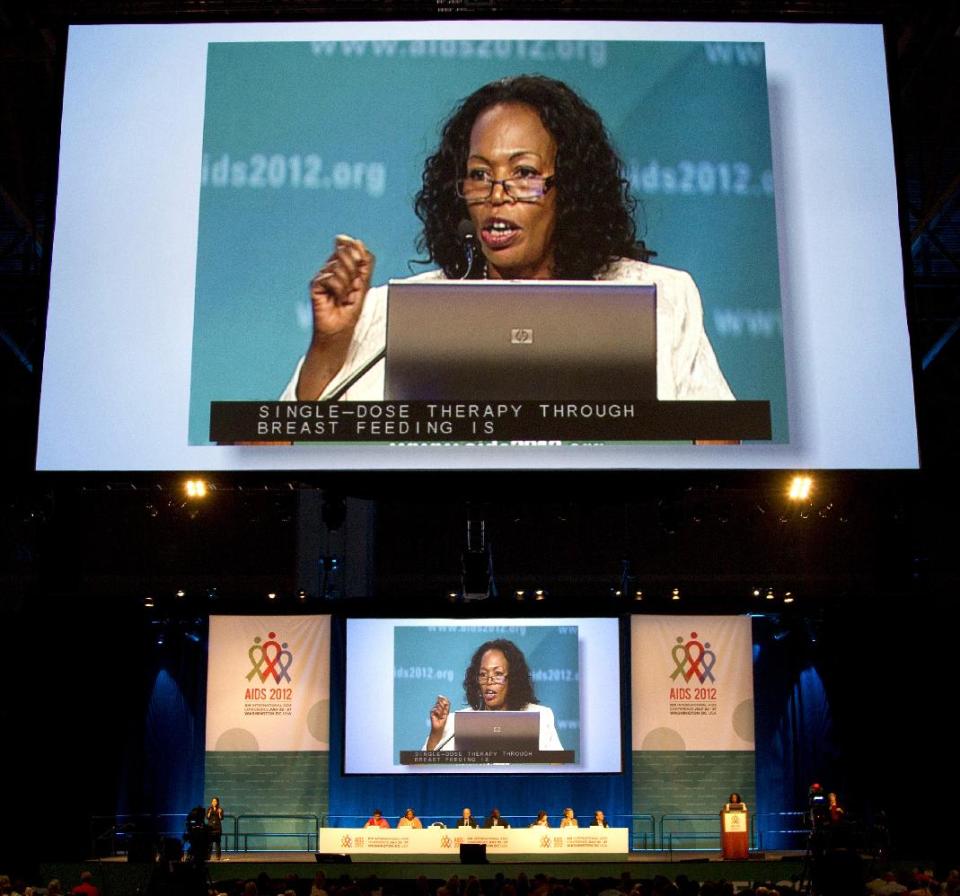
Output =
[
  {"x1": 828, "y1": 792, "x2": 845, "y2": 825},
  {"x1": 398, "y1": 808, "x2": 424, "y2": 828},
  {"x1": 457, "y1": 808, "x2": 478, "y2": 828},
  {"x1": 206, "y1": 796, "x2": 225, "y2": 860},
  {"x1": 724, "y1": 792, "x2": 747, "y2": 812},
  {"x1": 559, "y1": 807, "x2": 578, "y2": 828},
  {"x1": 364, "y1": 809, "x2": 391, "y2": 828},
  {"x1": 483, "y1": 808, "x2": 510, "y2": 828},
  {"x1": 590, "y1": 810, "x2": 609, "y2": 827}
]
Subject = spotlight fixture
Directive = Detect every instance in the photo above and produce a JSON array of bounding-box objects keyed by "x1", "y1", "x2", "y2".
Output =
[
  {"x1": 766, "y1": 588, "x2": 775, "y2": 600},
  {"x1": 671, "y1": 587, "x2": 680, "y2": 600},
  {"x1": 515, "y1": 589, "x2": 526, "y2": 601},
  {"x1": 634, "y1": 590, "x2": 643, "y2": 601},
  {"x1": 784, "y1": 592, "x2": 795, "y2": 604},
  {"x1": 297, "y1": 590, "x2": 307, "y2": 602},
  {"x1": 267, "y1": 591, "x2": 277, "y2": 601},
  {"x1": 175, "y1": 589, "x2": 185, "y2": 598},
  {"x1": 144, "y1": 595, "x2": 155, "y2": 608},
  {"x1": 752, "y1": 588, "x2": 761, "y2": 597},
  {"x1": 534, "y1": 589, "x2": 545, "y2": 601},
  {"x1": 184, "y1": 478, "x2": 208, "y2": 498},
  {"x1": 788, "y1": 474, "x2": 813, "y2": 501}
]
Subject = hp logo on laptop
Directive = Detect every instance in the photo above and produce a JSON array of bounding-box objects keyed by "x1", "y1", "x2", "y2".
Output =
[{"x1": 510, "y1": 328, "x2": 534, "y2": 344}]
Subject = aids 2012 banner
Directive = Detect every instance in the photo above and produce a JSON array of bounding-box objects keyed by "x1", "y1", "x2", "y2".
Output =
[
  {"x1": 205, "y1": 616, "x2": 331, "y2": 822},
  {"x1": 631, "y1": 616, "x2": 755, "y2": 838},
  {"x1": 632, "y1": 615, "x2": 754, "y2": 751},
  {"x1": 206, "y1": 615, "x2": 330, "y2": 752}
]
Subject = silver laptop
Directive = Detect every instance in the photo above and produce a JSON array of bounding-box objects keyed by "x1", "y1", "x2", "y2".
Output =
[
  {"x1": 384, "y1": 280, "x2": 656, "y2": 401},
  {"x1": 453, "y1": 711, "x2": 540, "y2": 752}
]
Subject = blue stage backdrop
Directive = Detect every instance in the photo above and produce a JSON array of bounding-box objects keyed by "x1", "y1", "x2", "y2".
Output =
[
  {"x1": 127, "y1": 613, "x2": 837, "y2": 842},
  {"x1": 752, "y1": 616, "x2": 839, "y2": 850}
]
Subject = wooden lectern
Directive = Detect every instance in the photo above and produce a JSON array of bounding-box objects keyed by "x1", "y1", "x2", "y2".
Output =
[{"x1": 720, "y1": 807, "x2": 749, "y2": 859}]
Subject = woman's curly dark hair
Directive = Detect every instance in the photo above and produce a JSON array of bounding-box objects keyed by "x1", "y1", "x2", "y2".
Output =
[
  {"x1": 415, "y1": 74, "x2": 638, "y2": 279},
  {"x1": 463, "y1": 638, "x2": 538, "y2": 710}
]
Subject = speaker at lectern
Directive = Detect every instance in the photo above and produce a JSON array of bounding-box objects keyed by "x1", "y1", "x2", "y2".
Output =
[{"x1": 721, "y1": 793, "x2": 749, "y2": 860}]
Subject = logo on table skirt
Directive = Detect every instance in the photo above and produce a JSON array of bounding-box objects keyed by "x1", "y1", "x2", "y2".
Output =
[
  {"x1": 670, "y1": 631, "x2": 717, "y2": 683},
  {"x1": 510, "y1": 328, "x2": 534, "y2": 344},
  {"x1": 440, "y1": 835, "x2": 452, "y2": 848},
  {"x1": 340, "y1": 835, "x2": 352, "y2": 848},
  {"x1": 246, "y1": 631, "x2": 293, "y2": 683},
  {"x1": 540, "y1": 835, "x2": 551, "y2": 848}
]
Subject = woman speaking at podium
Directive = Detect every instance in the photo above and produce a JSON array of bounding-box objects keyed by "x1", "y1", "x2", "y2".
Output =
[{"x1": 282, "y1": 74, "x2": 732, "y2": 403}]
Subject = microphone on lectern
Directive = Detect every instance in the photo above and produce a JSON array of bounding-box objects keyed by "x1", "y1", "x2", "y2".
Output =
[{"x1": 457, "y1": 219, "x2": 477, "y2": 279}]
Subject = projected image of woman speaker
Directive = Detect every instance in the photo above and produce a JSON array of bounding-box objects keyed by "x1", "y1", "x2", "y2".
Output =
[
  {"x1": 423, "y1": 639, "x2": 563, "y2": 755},
  {"x1": 394, "y1": 624, "x2": 582, "y2": 767},
  {"x1": 281, "y1": 74, "x2": 733, "y2": 403}
]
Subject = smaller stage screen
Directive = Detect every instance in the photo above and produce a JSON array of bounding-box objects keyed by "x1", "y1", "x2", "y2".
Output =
[{"x1": 345, "y1": 618, "x2": 621, "y2": 774}]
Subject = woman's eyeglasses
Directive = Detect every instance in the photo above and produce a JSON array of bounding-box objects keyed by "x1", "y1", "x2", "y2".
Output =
[
  {"x1": 476, "y1": 672, "x2": 508, "y2": 684},
  {"x1": 456, "y1": 175, "x2": 555, "y2": 203}
]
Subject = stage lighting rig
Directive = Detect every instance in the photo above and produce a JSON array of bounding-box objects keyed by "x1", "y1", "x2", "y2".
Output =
[
  {"x1": 460, "y1": 517, "x2": 495, "y2": 601},
  {"x1": 184, "y1": 478, "x2": 208, "y2": 499},
  {"x1": 788, "y1": 474, "x2": 813, "y2": 501}
]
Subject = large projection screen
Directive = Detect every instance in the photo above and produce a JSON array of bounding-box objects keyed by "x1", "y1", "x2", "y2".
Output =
[
  {"x1": 345, "y1": 617, "x2": 622, "y2": 775},
  {"x1": 37, "y1": 20, "x2": 918, "y2": 470}
]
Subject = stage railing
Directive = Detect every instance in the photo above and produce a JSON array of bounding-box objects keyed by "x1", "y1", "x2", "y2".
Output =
[
  {"x1": 90, "y1": 813, "x2": 239, "y2": 858},
  {"x1": 617, "y1": 814, "x2": 656, "y2": 850},
  {"x1": 660, "y1": 812, "x2": 757, "y2": 854},
  {"x1": 91, "y1": 809, "x2": 813, "y2": 856},
  {"x1": 753, "y1": 811, "x2": 810, "y2": 851},
  {"x1": 90, "y1": 812, "x2": 239, "y2": 862},
  {"x1": 235, "y1": 814, "x2": 320, "y2": 852}
]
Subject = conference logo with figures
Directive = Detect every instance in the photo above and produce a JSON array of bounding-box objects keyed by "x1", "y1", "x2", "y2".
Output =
[
  {"x1": 670, "y1": 631, "x2": 716, "y2": 684},
  {"x1": 243, "y1": 631, "x2": 295, "y2": 715},
  {"x1": 246, "y1": 631, "x2": 294, "y2": 684},
  {"x1": 668, "y1": 631, "x2": 719, "y2": 716}
]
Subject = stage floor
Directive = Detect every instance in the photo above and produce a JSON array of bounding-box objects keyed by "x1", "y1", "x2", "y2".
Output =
[
  {"x1": 68, "y1": 850, "x2": 813, "y2": 891},
  {"x1": 109, "y1": 850, "x2": 805, "y2": 864}
]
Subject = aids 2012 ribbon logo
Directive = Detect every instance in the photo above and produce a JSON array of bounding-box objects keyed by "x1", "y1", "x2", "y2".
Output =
[
  {"x1": 246, "y1": 631, "x2": 293, "y2": 684},
  {"x1": 670, "y1": 631, "x2": 716, "y2": 684}
]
